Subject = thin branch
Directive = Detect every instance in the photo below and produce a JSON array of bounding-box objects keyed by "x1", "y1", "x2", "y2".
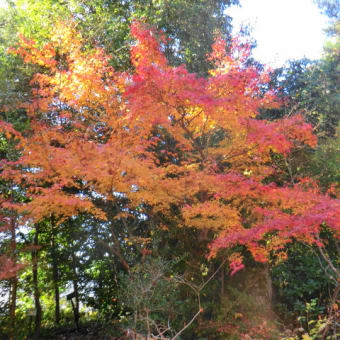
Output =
[
  {"x1": 199, "y1": 258, "x2": 228, "y2": 291},
  {"x1": 171, "y1": 309, "x2": 202, "y2": 340},
  {"x1": 284, "y1": 155, "x2": 295, "y2": 185},
  {"x1": 317, "y1": 242, "x2": 340, "y2": 281}
]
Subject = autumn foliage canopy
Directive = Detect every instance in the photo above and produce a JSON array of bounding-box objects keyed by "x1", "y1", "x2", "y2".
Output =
[{"x1": 1, "y1": 21, "x2": 340, "y2": 275}]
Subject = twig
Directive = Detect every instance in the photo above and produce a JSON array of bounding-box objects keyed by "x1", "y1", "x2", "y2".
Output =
[
  {"x1": 199, "y1": 258, "x2": 228, "y2": 291},
  {"x1": 171, "y1": 309, "x2": 202, "y2": 340}
]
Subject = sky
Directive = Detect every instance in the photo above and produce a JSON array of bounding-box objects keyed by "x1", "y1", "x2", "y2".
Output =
[{"x1": 227, "y1": 0, "x2": 330, "y2": 67}]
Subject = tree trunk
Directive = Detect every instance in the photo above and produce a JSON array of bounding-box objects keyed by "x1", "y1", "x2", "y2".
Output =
[
  {"x1": 220, "y1": 265, "x2": 225, "y2": 304},
  {"x1": 9, "y1": 217, "x2": 17, "y2": 340},
  {"x1": 110, "y1": 223, "x2": 130, "y2": 272},
  {"x1": 51, "y1": 229, "x2": 60, "y2": 325},
  {"x1": 9, "y1": 277, "x2": 17, "y2": 340},
  {"x1": 71, "y1": 250, "x2": 80, "y2": 331},
  {"x1": 32, "y1": 225, "x2": 42, "y2": 340},
  {"x1": 224, "y1": 264, "x2": 278, "y2": 337}
]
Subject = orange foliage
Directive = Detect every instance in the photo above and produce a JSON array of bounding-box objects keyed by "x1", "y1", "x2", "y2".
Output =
[{"x1": 1, "y1": 21, "x2": 340, "y2": 273}]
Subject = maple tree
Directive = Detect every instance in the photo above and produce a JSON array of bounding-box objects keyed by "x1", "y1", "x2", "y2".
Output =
[{"x1": 1, "y1": 20, "x2": 340, "y2": 279}]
